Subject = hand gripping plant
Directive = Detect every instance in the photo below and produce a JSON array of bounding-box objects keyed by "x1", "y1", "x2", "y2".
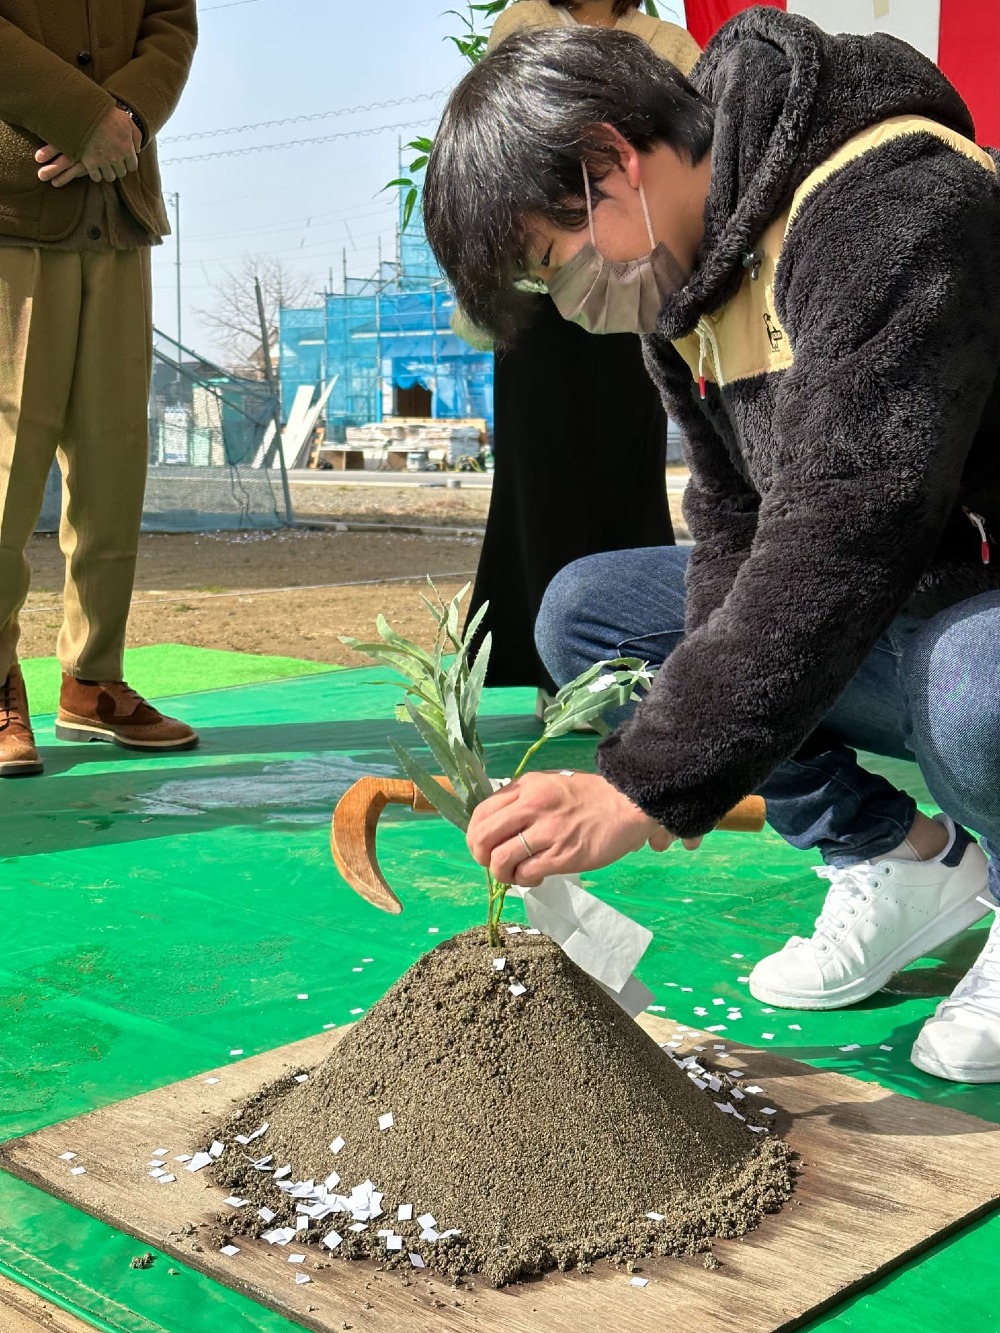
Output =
[{"x1": 345, "y1": 583, "x2": 652, "y2": 946}]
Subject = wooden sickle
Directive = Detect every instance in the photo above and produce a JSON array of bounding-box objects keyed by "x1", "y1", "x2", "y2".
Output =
[{"x1": 331, "y1": 776, "x2": 767, "y2": 915}]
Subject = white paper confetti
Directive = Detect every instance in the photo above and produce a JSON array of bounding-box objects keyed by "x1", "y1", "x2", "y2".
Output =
[
  {"x1": 274, "y1": 1165, "x2": 291, "y2": 1180},
  {"x1": 378, "y1": 1112, "x2": 394, "y2": 1131},
  {"x1": 398, "y1": 1203, "x2": 413, "y2": 1221},
  {"x1": 417, "y1": 1213, "x2": 437, "y2": 1229},
  {"x1": 59, "y1": 1152, "x2": 77, "y2": 1162},
  {"x1": 295, "y1": 1273, "x2": 312, "y2": 1285},
  {"x1": 204, "y1": 1078, "x2": 220, "y2": 1086},
  {"x1": 156, "y1": 1174, "x2": 176, "y2": 1184},
  {"x1": 712, "y1": 998, "x2": 725, "y2": 1006},
  {"x1": 409, "y1": 1252, "x2": 425, "y2": 1268},
  {"x1": 288, "y1": 1253, "x2": 306, "y2": 1264},
  {"x1": 879, "y1": 1044, "x2": 894, "y2": 1051},
  {"x1": 737, "y1": 975, "x2": 750, "y2": 983},
  {"x1": 420, "y1": 1227, "x2": 440, "y2": 1242},
  {"x1": 220, "y1": 1245, "x2": 240, "y2": 1257},
  {"x1": 761, "y1": 1107, "x2": 777, "y2": 1116},
  {"x1": 258, "y1": 1207, "x2": 276, "y2": 1223},
  {"x1": 761, "y1": 1033, "x2": 775, "y2": 1041},
  {"x1": 509, "y1": 982, "x2": 527, "y2": 997},
  {"x1": 148, "y1": 1169, "x2": 166, "y2": 1179},
  {"x1": 262, "y1": 1228, "x2": 296, "y2": 1245},
  {"x1": 839, "y1": 1044, "x2": 861, "y2": 1052},
  {"x1": 186, "y1": 1153, "x2": 214, "y2": 1173},
  {"x1": 229, "y1": 1049, "x2": 243, "y2": 1056},
  {"x1": 630, "y1": 1276, "x2": 649, "y2": 1287},
  {"x1": 788, "y1": 1024, "x2": 802, "y2": 1031},
  {"x1": 492, "y1": 958, "x2": 506, "y2": 971},
  {"x1": 224, "y1": 1196, "x2": 247, "y2": 1208},
  {"x1": 387, "y1": 1235, "x2": 404, "y2": 1251},
  {"x1": 745, "y1": 1085, "x2": 764, "y2": 1094},
  {"x1": 322, "y1": 1230, "x2": 343, "y2": 1250},
  {"x1": 428, "y1": 927, "x2": 439, "y2": 934},
  {"x1": 294, "y1": 1074, "x2": 309, "y2": 1084},
  {"x1": 731, "y1": 953, "x2": 744, "y2": 959},
  {"x1": 297, "y1": 994, "x2": 309, "y2": 1000},
  {"x1": 645, "y1": 1212, "x2": 665, "y2": 1221},
  {"x1": 350, "y1": 1008, "x2": 363, "y2": 1016},
  {"x1": 329, "y1": 1137, "x2": 345, "y2": 1154},
  {"x1": 209, "y1": 1141, "x2": 225, "y2": 1158},
  {"x1": 349, "y1": 1222, "x2": 366, "y2": 1233}
]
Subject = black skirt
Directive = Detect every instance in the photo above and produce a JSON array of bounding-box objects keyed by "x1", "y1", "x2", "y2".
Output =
[{"x1": 468, "y1": 293, "x2": 675, "y2": 690}]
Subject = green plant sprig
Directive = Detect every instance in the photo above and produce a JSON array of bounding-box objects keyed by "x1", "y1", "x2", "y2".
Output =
[{"x1": 343, "y1": 581, "x2": 652, "y2": 945}]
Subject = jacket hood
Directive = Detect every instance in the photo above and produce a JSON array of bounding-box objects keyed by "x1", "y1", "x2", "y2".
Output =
[{"x1": 656, "y1": 6, "x2": 975, "y2": 338}]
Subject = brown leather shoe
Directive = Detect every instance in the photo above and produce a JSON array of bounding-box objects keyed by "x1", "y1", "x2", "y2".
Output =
[
  {"x1": 0, "y1": 664, "x2": 43, "y2": 776},
  {"x1": 56, "y1": 675, "x2": 199, "y2": 752}
]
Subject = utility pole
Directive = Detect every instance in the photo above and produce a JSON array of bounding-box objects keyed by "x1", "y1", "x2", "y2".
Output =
[
  {"x1": 165, "y1": 191, "x2": 182, "y2": 353},
  {"x1": 375, "y1": 236, "x2": 384, "y2": 424}
]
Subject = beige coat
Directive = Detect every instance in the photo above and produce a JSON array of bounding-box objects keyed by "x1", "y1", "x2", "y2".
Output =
[
  {"x1": 0, "y1": 0, "x2": 197, "y2": 243},
  {"x1": 487, "y1": 0, "x2": 701, "y2": 72}
]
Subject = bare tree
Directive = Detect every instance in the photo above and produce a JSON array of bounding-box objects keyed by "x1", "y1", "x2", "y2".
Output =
[{"x1": 197, "y1": 254, "x2": 317, "y2": 376}]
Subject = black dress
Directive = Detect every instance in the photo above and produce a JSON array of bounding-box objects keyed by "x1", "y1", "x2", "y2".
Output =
[{"x1": 468, "y1": 292, "x2": 675, "y2": 690}]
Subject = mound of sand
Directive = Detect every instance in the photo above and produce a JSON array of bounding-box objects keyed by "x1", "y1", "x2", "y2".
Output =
[{"x1": 214, "y1": 929, "x2": 793, "y2": 1285}]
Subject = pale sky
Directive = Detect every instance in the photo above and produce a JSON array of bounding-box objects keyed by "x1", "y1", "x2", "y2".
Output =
[{"x1": 152, "y1": 0, "x2": 683, "y2": 362}]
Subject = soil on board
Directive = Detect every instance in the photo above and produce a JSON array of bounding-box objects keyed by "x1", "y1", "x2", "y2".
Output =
[{"x1": 212, "y1": 930, "x2": 794, "y2": 1287}]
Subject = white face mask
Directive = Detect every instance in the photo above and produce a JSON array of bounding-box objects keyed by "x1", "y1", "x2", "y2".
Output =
[{"x1": 547, "y1": 164, "x2": 687, "y2": 335}]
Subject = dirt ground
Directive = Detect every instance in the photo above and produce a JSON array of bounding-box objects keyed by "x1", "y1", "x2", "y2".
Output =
[
  {"x1": 19, "y1": 529, "x2": 482, "y2": 666},
  {"x1": 19, "y1": 482, "x2": 688, "y2": 666}
]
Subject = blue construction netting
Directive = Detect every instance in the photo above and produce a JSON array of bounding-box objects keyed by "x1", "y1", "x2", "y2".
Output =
[{"x1": 279, "y1": 195, "x2": 494, "y2": 442}]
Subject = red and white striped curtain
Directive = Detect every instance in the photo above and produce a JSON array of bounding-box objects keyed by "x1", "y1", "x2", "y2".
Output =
[{"x1": 682, "y1": 0, "x2": 1000, "y2": 146}]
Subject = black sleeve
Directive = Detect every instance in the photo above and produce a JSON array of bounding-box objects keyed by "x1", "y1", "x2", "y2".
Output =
[{"x1": 599, "y1": 137, "x2": 1000, "y2": 836}]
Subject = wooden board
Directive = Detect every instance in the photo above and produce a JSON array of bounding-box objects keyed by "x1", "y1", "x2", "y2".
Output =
[
  {"x1": 0, "y1": 1274, "x2": 93, "y2": 1333},
  {"x1": 3, "y1": 1018, "x2": 999, "y2": 1333}
]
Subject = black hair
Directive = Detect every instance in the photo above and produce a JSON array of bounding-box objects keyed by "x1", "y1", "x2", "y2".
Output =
[
  {"x1": 423, "y1": 26, "x2": 713, "y2": 342},
  {"x1": 549, "y1": 0, "x2": 642, "y2": 14}
]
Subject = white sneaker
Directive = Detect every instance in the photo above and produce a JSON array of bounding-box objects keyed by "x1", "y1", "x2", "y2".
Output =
[
  {"x1": 748, "y1": 816, "x2": 990, "y2": 1010},
  {"x1": 910, "y1": 899, "x2": 1000, "y2": 1082}
]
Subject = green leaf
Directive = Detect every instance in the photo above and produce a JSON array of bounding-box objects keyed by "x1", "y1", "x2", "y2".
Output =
[
  {"x1": 391, "y1": 741, "x2": 470, "y2": 831},
  {"x1": 408, "y1": 155, "x2": 428, "y2": 172},
  {"x1": 402, "y1": 187, "x2": 419, "y2": 232},
  {"x1": 401, "y1": 699, "x2": 471, "y2": 804},
  {"x1": 375, "y1": 616, "x2": 437, "y2": 669},
  {"x1": 460, "y1": 632, "x2": 491, "y2": 729}
]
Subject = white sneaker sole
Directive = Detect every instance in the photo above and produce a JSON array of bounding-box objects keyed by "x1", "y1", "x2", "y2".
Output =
[
  {"x1": 909, "y1": 1042, "x2": 1000, "y2": 1084},
  {"x1": 749, "y1": 889, "x2": 990, "y2": 1011}
]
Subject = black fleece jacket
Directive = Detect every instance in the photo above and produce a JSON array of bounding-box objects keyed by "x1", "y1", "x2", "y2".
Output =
[{"x1": 597, "y1": 7, "x2": 1000, "y2": 837}]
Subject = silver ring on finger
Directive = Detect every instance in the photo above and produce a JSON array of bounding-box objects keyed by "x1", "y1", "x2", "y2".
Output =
[{"x1": 517, "y1": 831, "x2": 535, "y2": 860}]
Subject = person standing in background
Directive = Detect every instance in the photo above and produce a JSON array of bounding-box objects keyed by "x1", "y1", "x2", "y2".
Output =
[
  {"x1": 0, "y1": 0, "x2": 199, "y2": 777},
  {"x1": 465, "y1": 0, "x2": 700, "y2": 706}
]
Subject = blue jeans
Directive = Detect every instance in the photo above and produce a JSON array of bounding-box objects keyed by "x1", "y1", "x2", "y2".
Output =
[{"x1": 536, "y1": 546, "x2": 1000, "y2": 902}]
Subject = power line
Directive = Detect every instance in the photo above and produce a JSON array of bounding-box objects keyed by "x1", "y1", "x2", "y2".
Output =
[
  {"x1": 160, "y1": 117, "x2": 437, "y2": 166},
  {"x1": 160, "y1": 90, "x2": 448, "y2": 144}
]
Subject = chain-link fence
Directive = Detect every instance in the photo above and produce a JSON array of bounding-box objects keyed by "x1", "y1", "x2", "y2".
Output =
[{"x1": 36, "y1": 330, "x2": 294, "y2": 535}]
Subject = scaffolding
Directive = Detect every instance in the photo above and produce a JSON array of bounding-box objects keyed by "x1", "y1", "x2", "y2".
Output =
[{"x1": 279, "y1": 195, "x2": 494, "y2": 444}]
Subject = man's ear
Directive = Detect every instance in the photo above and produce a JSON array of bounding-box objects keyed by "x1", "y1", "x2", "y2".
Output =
[{"x1": 582, "y1": 122, "x2": 642, "y2": 189}]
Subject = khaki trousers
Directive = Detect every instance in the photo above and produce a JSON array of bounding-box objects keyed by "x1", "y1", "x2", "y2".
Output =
[{"x1": 0, "y1": 246, "x2": 152, "y2": 682}]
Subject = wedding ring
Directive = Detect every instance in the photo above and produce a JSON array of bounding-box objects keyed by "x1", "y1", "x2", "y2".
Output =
[{"x1": 517, "y1": 831, "x2": 535, "y2": 859}]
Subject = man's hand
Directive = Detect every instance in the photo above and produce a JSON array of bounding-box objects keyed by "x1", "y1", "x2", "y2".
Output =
[
  {"x1": 36, "y1": 107, "x2": 141, "y2": 187},
  {"x1": 35, "y1": 144, "x2": 89, "y2": 188},
  {"x1": 466, "y1": 771, "x2": 699, "y2": 889}
]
